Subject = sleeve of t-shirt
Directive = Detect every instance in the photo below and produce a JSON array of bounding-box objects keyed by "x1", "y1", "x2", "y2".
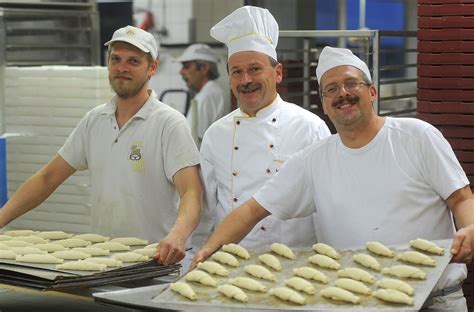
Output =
[
  {"x1": 418, "y1": 125, "x2": 469, "y2": 200},
  {"x1": 254, "y1": 147, "x2": 316, "y2": 220},
  {"x1": 57, "y1": 112, "x2": 90, "y2": 171},
  {"x1": 162, "y1": 116, "x2": 201, "y2": 182}
]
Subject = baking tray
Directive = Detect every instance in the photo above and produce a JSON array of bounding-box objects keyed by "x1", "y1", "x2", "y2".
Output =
[{"x1": 94, "y1": 239, "x2": 454, "y2": 311}]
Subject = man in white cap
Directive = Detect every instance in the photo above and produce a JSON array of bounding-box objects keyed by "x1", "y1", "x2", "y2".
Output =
[
  {"x1": 177, "y1": 44, "x2": 230, "y2": 147},
  {"x1": 194, "y1": 46, "x2": 474, "y2": 310},
  {"x1": 191, "y1": 6, "x2": 331, "y2": 252},
  {"x1": 0, "y1": 25, "x2": 203, "y2": 266}
]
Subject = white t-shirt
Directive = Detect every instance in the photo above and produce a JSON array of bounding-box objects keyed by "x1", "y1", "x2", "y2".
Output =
[
  {"x1": 255, "y1": 117, "x2": 469, "y2": 290},
  {"x1": 59, "y1": 90, "x2": 200, "y2": 242}
]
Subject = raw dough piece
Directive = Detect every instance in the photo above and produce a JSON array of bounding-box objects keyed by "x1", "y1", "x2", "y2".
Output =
[
  {"x1": 9, "y1": 246, "x2": 45, "y2": 255},
  {"x1": 312, "y1": 243, "x2": 341, "y2": 259},
  {"x1": 55, "y1": 238, "x2": 90, "y2": 248},
  {"x1": 382, "y1": 265, "x2": 426, "y2": 279},
  {"x1": 2, "y1": 240, "x2": 33, "y2": 247},
  {"x1": 185, "y1": 270, "x2": 218, "y2": 287},
  {"x1": 170, "y1": 282, "x2": 197, "y2": 301},
  {"x1": 92, "y1": 242, "x2": 130, "y2": 251},
  {"x1": 319, "y1": 286, "x2": 360, "y2": 304},
  {"x1": 222, "y1": 243, "x2": 250, "y2": 260},
  {"x1": 13, "y1": 235, "x2": 48, "y2": 244},
  {"x1": 334, "y1": 278, "x2": 372, "y2": 295},
  {"x1": 72, "y1": 247, "x2": 110, "y2": 256},
  {"x1": 112, "y1": 252, "x2": 149, "y2": 263},
  {"x1": 145, "y1": 242, "x2": 159, "y2": 249},
  {"x1": 218, "y1": 284, "x2": 248, "y2": 302},
  {"x1": 269, "y1": 287, "x2": 306, "y2": 305},
  {"x1": 84, "y1": 257, "x2": 123, "y2": 268},
  {"x1": 37, "y1": 231, "x2": 72, "y2": 240},
  {"x1": 211, "y1": 251, "x2": 239, "y2": 267},
  {"x1": 56, "y1": 260, "x2": 107, "y2": 271},
  {"x1": 133, "y1": 248, "x2": 156, "y2": 258},
  {"x1": 271, "y1": 243, "x2": 295, "y2": 259},
  {"x1": 396, "y1": 251, "x2": 436, "y2": 267},
  {"x1": 353, "y1": 253, "x2": 381, "y2": 271},
  {"x1": 409, "y1": 238, "x2": 444, "y2": 255},
  {"x1": 285, "y1": 276, "x2": 316, "y2": 295},
  {"x1": 0, "y1": 242, "x2": 9, "y2": 250},
  {"x1": 0, "y1": 235, "x2": 12, "y2": 241},
  {"x1": 293, "y1": 266, "x2": 329, "y2": 284},
  {"x1": 34, "y1": 243, "x2": 68, "y2": 253},
  {"x1": 16, "y1": 254, "x2": 63, "y2": 264},
  {"x1": 197, "y1": 261, "x2": 229, "y2": 277},
  {"x1": 377, "y1": 278, "x2": 414, "y2": 295},
  {"x1": 51, "y1": 250, "x2": 91, "y2": 260},
  {"x1": 4, "y1": 230, "x2": 37, "y2": 237},
  {"x1": 109, "y1": 237, "x2": 148, "y2": 246},
  {"x1": 245, "y1": 264, "x2": 276, "y2": 281},
  {"x1": 308, "y1": 254, "x2": 341, "y2": 270},
  {"x1": 0, "y1": 250, "x2": 17, "y2": 260},
  {"x1": 373, "y1": 289, "x2": 414, "y2": 305},
  {"x1": 337, "y1": 267, "x2": 376, "y2": 284},
  {"x1": 73, "y1": 233, "x2": 110, "y2": 243},
  {"x1": 258, "y1": 253, "x2": 282, "y2": 271},
  {"x1": 367, "y1": 241, "x2": 395, "y2": 257},
  {"x1": 229, "y1": 276, "x2": 267, "y2": 292}
]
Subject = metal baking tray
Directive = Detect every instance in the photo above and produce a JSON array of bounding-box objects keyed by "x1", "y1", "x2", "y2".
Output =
[{"x1": 94, "y1": 239, "x2": 454, "y2": 311}]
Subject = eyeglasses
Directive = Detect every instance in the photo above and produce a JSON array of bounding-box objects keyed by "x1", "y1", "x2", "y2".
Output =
[
  {"x1": 230, "y1": 66, "x2": 266, "y2": 79},
  {"x1": 321, "y1": 80, "x2": 370, "y2": 97}
]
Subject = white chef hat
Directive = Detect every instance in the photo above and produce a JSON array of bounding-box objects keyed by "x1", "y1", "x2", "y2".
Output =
[
  {"x1": 104, "y1": 25, "x2": 159, "y2": 59},
  {"x1": 210, "y1": 6, "x2": 278, "y2": 60},
  {"x1": 176, "y1": 43, "x2": 220, "y2": 63},
  {"x1": 316, "y1": 46, "x2": 372, "y2": 84}
]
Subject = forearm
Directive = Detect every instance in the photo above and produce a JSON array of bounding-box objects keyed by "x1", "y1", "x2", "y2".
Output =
[{"x1": 169, "y1": 188, "x2": 202, "y2": 240}]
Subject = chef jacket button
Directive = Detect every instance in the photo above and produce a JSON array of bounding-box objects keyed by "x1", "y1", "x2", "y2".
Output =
[
  {"x1": 234, "y1": 146, "x2": 239, "y2": 150},
  {"x1": 233, "y1": 197, "x2": 238, "y2": 202},
  {"x1": 272, "y1": 118, "x2": 276, "y2": 122},
  {"x1": 266, "y1": 168, "x2": 271, "y2": 174},
  {"x1": 114, "y1": 139, "x2": 118, "y2": 143},
  {"x1": 269, "y1": 144, "x2": 274, "y2": 148},
  {"x1": 236, "y1": 120, "x2": 241, "y2": 125},
  {"x1": 261, "y1": 226, "x2": 267, "y2": 231},
  {"x1": 232, "y1": 171, "x2": 237, "y2": 176}
]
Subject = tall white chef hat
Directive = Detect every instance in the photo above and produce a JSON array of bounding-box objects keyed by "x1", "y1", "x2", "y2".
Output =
[
  {"x1": 210, "y1": 6, "x2": 279, "y2": 60},
  {"x1": 316, "y1": 46, "x2": 372, "y2": 84},
  {"x1": 104, "y1": 25, "x2": 159, "y2": 59},
  {"x1": 176, "y1": 43, "x2": 220, "y2": 63}
]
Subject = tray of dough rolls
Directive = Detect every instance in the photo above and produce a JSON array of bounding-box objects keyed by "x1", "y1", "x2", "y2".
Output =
[
  {"x1": 0, "y1": 230, "x2": 180, "y2": 290},
  {"x1": 95, "y1": 239, "x2": 453, "y2": 311}
]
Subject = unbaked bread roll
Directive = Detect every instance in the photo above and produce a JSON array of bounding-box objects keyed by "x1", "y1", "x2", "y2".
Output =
[
  {"x1": 222, "y1": 243, "x2": 250, "y2": 260},
  {"x1": 0, "y1": 235, "x2": 12, "y2": 241},
  {"x1": 73, "y1": 234, "x2": 110, "y2": 243},
  {"x1": 245, "y1": 264, "x2": 276, "y2": 281},
  {"x1": 56, "y1": 260, "x2": 107, "y2": 271},
  {"x1": 112, "y1": 252, "x2": 149, "y2": 263},
  {"x1": 84, "y1": 257, "x2": 123, "y2": 268},
  {"x1": 409, "y1": 238, "x2": 444, "y2": 255},
  {"x1": 269, "y1": 287, "x2": 306, "y2": 305},
  {"x1": 211, "y1": 251, "x2": 239, "y2": 267},
  {"x1": 258, "y1": 253, "x2": 282, "y2": 271},
  {"x1": 55, "y1": 238, "x2": 90, "y2": 248},
  {"x1": 396, "y1": 251, "x2": 436, "y2": 267},
  {"x1": 229, "y1": 276, "x2": 267, "y2": 292},
  {"x1": 334, "y1": 278, "x2": 371, "y2": 295},
  {"x1": 382, "y1": 265, "x2": 426, "y2": 279},
  {"x1": 9, "y1": 246, "x2": 45, "y2": 255},
  {"x1": 377, "y1": 278, "x2": 414, "y2": 295},
  {"x1": 197, "y1": 261, "x2": 229, "y2": 277},
  {"x1": 367, "y1": 241, "x2": 395, "y2": 257},
  {"x1": 271, "y1": 243, "x2": 295, "y2": 260},
  {"x1": 92, "y1": 242, "x2": 130, "y2": 251},
  {"x1": 51, "y1": 250, "x2": 91, "y2": 260},
  {"x1": 133, "y1": 248, "x2": 156, "y2": 258},
  {"x1": 109, "y1": 237, "x2": 148, "y2": 246},
  {"x1": 218, "y1": 284, "x2": 248, "y2": 302},
  {"x1": 312, "y1": 243, "x2": 341, "y2": 259},
  {"x1": 337, "y1": 267, "x2": 376, "y2": 284},
  {"x1": 2, "y1": 240, "x2": 33, "y2": 247},
  {"x1": 145, "y1": 242, "x2": 159, "y2": 249},
  {"x1": 352, "y1": 253, "x2": 381, "y2": 271},
  {"x1": 16, "y1": 254, "x2": 63, "y2": 264},
  {"x1": 185, "y1": 270, "x2": 218, "y2": 287},
  {"x1": 293, "y1": 266, "x2": 329, "y2": 284},
  {"x1": 37, "y1": 231, "x2": 72, "y2": 240},
  {"x1": 0, "y1": 242, "x2": 9, "y2": 250},
  {"x1": 13, "y1": 235, "x2": 48, "y2": 244},
  {"x1": 285, "y1": 276, "x2": 316, "y2": 294},
  {"x1": 34, "y1": 243, "x2": 68, "y2": 253},
  {"x1": 373, "y1": 288, "x2": 414, "y2": 305},
  {"x1": 0, "y1": 249, "x2": 17, "y2": 260},
  {"x1": 4, "y1": 230, "x2": 37, "y2": 237},
  {"x1": 170, "y1": 282, "x2": 197, "y2": 301},
  {"x1": 72, "y1": 247, "x2": 110, "y2": 256},
  {"x1": 308, "y1": 254, "x2": 341, "y2": 270},
  {"x1": 319, "y1": 286, "x2": 360, "y2": 304}
]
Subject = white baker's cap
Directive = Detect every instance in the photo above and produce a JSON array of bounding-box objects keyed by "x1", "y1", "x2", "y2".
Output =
[
  {"x1": 316, "y1": 46, "x2": 371, "y2": 84},
  {"x1": 176, "y1": 44, "x2": 220, "y2": 63},
  {"x1": 104, "y1": 25, "x2": 158, "y2": 59},
  {"x1": 210, "y1": 5, "x2": 278, "y2": 60}
]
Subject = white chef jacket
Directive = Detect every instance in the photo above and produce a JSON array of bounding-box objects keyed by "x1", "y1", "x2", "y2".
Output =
[
  {"x1": 59, "y1": 90, "x2": 200, "y2": 242},
  {"x1": 186, "y1": 80, "x2": 230, "y2": 146},
  {"x1": 255, "y1": 117, "x2": 469, "y2": 290},
  {"x1": 197, "y1": 95, "x2": 331, "y2": 249}
]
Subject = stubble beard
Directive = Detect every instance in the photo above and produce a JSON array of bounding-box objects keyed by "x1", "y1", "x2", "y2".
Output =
[{"x1": 109, "y1": 75, "x2": 148, "y2": 99}]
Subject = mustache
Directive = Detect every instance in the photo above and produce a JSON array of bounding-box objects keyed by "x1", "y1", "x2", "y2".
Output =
[
  {"x1": 113, "y1": 73, "x2": 132, "y2": 80},
  {"x1": 237, "y1": 83, "x2": 260, "y2": 93},
  {"x1": 333, "y1": 95, "x2": 359, "y2": 107}
]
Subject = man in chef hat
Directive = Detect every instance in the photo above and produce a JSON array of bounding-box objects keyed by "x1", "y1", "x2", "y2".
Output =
[
  {"x1": 190, "y1": 6, "x2": 330, "y2": 253},
  {"x1": 194, "y1": 45, "x2": 474, "y2": 311},
  {"x1": 177, "y1": 43, "x2": 230, "y2": 147},
  {"x1": 0, "y1": 25, "x2": 203, "y2": 267}
]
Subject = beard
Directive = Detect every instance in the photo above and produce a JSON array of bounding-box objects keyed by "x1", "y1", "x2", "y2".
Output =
[{"x1": 109, "y1": 73, "x2": 148, "y2": 99}]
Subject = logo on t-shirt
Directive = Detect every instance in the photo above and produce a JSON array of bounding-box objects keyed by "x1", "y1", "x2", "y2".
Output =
[{"x1": 130, "y1": 141, "x2": 145, "y2": 173}]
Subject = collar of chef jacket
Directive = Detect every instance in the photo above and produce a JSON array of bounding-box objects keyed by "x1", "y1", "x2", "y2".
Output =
[{"x1": 236, "y1": 94, "x2": 281, "y2": 119}]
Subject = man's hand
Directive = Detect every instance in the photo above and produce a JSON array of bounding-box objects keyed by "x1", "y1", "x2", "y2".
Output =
[
  {"x1": 450, "y1": 225, "x2": 474, "y2": 264},
  {"x1": 191, "y1": 246, "x2": 215, "y2": 268},
  {"x1": 154, "y1": 232, "x2": 186, "y2": 265}
]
